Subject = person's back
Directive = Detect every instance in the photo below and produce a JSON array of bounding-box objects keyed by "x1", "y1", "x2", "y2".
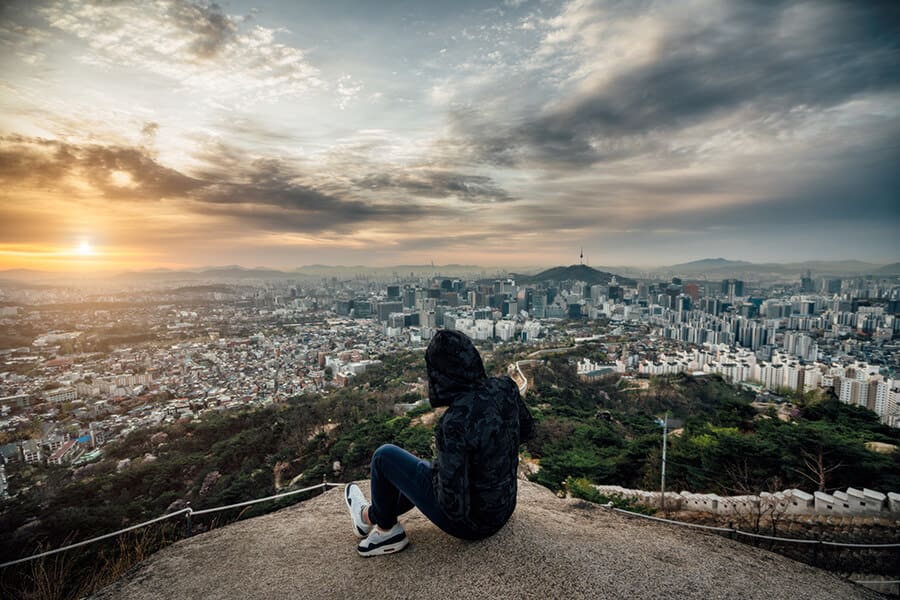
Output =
[
  {"x1": 345, "y1": 329, "x2": 534, "y2": 555},
  {"x1": 428, "y1": 331, "x2": 534, "y2": 538}
]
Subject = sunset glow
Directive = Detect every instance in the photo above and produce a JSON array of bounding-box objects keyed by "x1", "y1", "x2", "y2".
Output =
[{"x1": 0, "y1": 0, "x2": 897, "y2": 272}]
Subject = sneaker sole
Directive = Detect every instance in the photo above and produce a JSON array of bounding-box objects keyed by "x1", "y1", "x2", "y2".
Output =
[
  {"x1": 357, "y1": 536, "x2": 409, "y2": 557},
  {"x1": 344, "y1": 485, "x2": 369, "y2": 538}
]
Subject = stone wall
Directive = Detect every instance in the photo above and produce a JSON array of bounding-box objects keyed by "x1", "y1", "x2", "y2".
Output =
[{"x1": 593, "y1": 484, "x2": 900, "y2": 518}]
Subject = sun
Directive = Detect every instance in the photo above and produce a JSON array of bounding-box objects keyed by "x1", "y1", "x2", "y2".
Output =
[{"x1": 77, "y1": 240, "x2": 93, "y2": 256}]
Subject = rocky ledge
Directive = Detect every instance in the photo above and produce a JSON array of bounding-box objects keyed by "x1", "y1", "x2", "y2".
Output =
[{"x1": 92, "y1": 481, "x2": 880, "y2": 600}]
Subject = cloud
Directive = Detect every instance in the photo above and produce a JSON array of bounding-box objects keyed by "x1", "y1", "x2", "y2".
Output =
[
  {"x1": 0, "y1": 18, "x2": 51, "y2": 64},
  {"x1": 1, "y1": 0, "x2": 898, "y2": 266},
  {"x1": 336, "y1": 74, "x2": 363, "y2": 110},
  {"x1": 0, "y1": 135, "x2": 201, "y2": 198},
  {"x1": 449, "y1": 0, "x2": 900, "y2": 168},
  {"x1": 37, "y1": 0, "x2": 323, "y2": 104},
  {"x1": 0, "y1": 136, "x2": 436, "y2": 236},
  {"x1": 354, "y1": 169, "x2": 514, "y2": 203}
]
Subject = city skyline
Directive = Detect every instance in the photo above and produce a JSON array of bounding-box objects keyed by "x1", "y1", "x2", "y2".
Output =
[{"x1": 1, "y1": 0, "x2": 898, "y2": 271}]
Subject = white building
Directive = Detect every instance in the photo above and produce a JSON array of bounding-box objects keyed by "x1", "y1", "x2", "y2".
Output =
[
  {"x1": 43, "y1": 387, "x2": 77, "y2": 403},
  {"x1": 495, "y1": 320, "x2": 516, "y2": 342}
]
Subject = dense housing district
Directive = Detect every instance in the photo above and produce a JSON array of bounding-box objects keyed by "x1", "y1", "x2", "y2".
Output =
[{"x1": 0, "y1": 267, "x2": 898, "y2": 500}]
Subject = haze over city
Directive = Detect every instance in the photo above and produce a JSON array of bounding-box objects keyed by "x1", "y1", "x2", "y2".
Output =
[{"x1": 1, "y1": 0, "x2": 898, "y2": 271}]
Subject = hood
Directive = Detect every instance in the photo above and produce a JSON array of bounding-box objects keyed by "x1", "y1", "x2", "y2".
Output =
[{"x1": 425, "y1": 330, "x2": 487, "y2": 407}]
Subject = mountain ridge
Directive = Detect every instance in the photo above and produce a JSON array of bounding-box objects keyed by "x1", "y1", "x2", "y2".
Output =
[
  {"x1": 1, "y1": 258, "x2": 897, "y2": 284},
  {"x1": 510, "y1": 264, "x2": 636, "y2": 287}
]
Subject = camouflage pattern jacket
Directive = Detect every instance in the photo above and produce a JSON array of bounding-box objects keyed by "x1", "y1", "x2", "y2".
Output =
[{"x1": 426, "y1": 330, "x2": 535, "y2": 539}]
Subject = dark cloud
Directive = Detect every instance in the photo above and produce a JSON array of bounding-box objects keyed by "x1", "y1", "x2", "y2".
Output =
[
  {"x1": 454, "y1": 1, "x2": 900, "y2": 168},
  {"x1": 0, "y1": 136, "x2": 432, "y2": 234},
  {"x1": 0, "y1": 135, "x2": 201, "y2": 198},
  {"x1": 0, "y1": 137, "x2": 70, "y2": 184},
  {"x1": 140, "y1": 122, "x2": 159, "y2": 139},
  {"x1": 164, "y1": 1, "x2": 238, "y2": 60},
  {"x1": 194, "y1": 157, "x2": 430, "y2": 233},
  {"x1": 354, "y1": 170, "x2": 514, "y2": 203}
]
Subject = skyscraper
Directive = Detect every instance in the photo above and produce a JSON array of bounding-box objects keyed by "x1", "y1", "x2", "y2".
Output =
[{"x1": 800, "y1": 270, "x2": 814, "y2": 292}]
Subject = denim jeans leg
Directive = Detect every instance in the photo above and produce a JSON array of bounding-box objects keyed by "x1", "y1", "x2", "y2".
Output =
[
  {"x1": 367, "y1": 444, "x2": 479, "y2": 539},
  {"x1": 368, "y1": 444, "x2": 424, "y2": 529}
]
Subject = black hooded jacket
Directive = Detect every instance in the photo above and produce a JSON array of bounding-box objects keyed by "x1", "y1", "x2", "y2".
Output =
[{"x1": 426, "y1": 330, "x2": 535, "y2": 539}]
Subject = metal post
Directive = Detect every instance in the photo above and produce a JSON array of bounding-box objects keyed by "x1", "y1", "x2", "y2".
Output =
[{"x1": 661, "y1": 411, "x2": 668, "y2": 514}]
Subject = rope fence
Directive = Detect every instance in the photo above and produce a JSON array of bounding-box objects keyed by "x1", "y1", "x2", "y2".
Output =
[{"x1": 0, "y1": 481, "x2": 344, "y2": 569}]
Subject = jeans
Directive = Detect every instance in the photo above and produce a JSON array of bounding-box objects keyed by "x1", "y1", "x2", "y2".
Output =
[{"x1": 367, "y1": 444, "x2": 479, "y2": 540}]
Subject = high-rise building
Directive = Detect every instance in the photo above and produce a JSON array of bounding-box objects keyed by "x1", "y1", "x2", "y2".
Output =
[
  {"x1": 684, "y1": 283, "x2": 699, "y2": 302},
  {"x1": 441, "y1": 292, "x2": 460, "y2": 307},
  {"x1": 353, "y1": 300, "x2": 372, "y2": 318},
  {"x1": 403, "y1": 287, "x2": 416, "y2": 308},
  {"x1": 376, "y1": 301, "x2": 403, "y2": 322},
  {"x1": 822, "y1": 278, "x2": 842, "y2": 294},
  {"x1": 495, "y1": 320, "x2": 516, "y2": 341},
  {"x1": 474, "y1": 308, "x2": 492, "y2": 320},
  {"x1": 590, "y1": 284, "x2": 608, "y2": 304},
  {"x1": 502, "y1": 299, "x2": 518, "y2": 316},
  {"x1": 721, "y1": 279, "x2": 744, "y2": 298},
  {"x1": 531, "y1": 293, "x2": 547, "y2": 318},
  {"x1": 637, "y1": 282, "x2": 649, "y2": 300},
  {"x1": 800, "y1": 271, "x2": 814, "y2": 292}
]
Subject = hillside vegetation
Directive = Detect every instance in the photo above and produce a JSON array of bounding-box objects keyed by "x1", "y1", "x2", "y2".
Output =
[
  {"x1": 521, "y1": 356, "x2": 900, "y2": 495},
  {"x1": 2, "y1": 349, "x2": 898, "y2": 599}
]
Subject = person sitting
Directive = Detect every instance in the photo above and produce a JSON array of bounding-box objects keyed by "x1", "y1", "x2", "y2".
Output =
[{"x1": 344, "y1": 329, "x2": 535, "y2": 556}]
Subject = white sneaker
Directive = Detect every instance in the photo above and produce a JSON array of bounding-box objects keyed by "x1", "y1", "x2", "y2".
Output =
[
  {"x1": 357, "y1": 523, "x2": 409, "y2": 557},
  {"x1": 344, "y1": 483, "x2": 371, "y2": 538}
]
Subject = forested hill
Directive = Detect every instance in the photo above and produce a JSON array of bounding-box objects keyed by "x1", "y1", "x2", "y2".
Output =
[{"x1": 510, "y1": 264, "x2": 636, "y2": 287}]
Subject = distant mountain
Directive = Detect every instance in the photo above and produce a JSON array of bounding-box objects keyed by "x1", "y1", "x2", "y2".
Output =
[
  {"x1": 875, "y1": 262, "x2": 900, "y2": 275},
  {"x1": 294, "y1": 264, "x2": 507, "y2": 278},
  {"x1": 109, "y1": 264, "x2": 510, "y2": 282},
  {"x1": 0, "y1": 269, "x2": 107, "y2": 285},
  {"x1": 666, "y1": 258, "x2": 752, "y2": 271},
  {"x1": 0, "y1": 269, "x2": 49, "y2": 283},
  {"x1": 510, "y1": 264, "x2": 635, "y2": 286},
  {"x1": 111, "y1": 267, "x2": 301, "y2": 281},
  {"x1": 658, "y1": 259, "x2": 895, "y2": 278}
]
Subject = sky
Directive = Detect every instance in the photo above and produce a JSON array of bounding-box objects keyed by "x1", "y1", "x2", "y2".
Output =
[{"x1": 0, "y1": 0, "x2": 898, "y2": 272}]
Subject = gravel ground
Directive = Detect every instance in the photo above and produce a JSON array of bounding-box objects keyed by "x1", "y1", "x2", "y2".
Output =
[{"x1": 92, "y1": 481, "x2": 881, "y2": 600}]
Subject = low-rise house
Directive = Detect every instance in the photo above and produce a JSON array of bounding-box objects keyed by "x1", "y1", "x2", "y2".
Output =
[
  {"x1": 20, "y1": 439, "x2": 42, "y2": 464},
  {"x1": 48, "y1": 439, "x2": 78, "y2": 465}
]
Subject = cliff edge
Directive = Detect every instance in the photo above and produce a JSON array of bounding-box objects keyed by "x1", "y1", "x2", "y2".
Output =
[{"x1": 92, "y1": 481, "x2": 878, "y2": 600}]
